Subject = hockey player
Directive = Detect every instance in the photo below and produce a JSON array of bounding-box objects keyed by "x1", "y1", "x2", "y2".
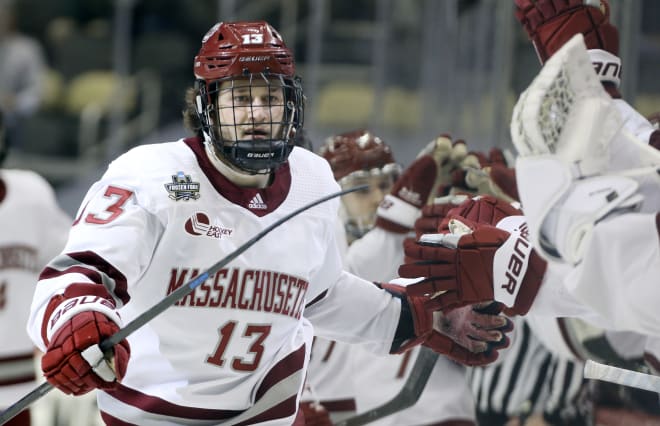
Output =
[
  {"x1": 0, "y1": 110, "x2": 72, "y2": 426},
  {"x1": 24, "y1": 21, "x2": 511, "y2": 425},
  {"x1": 304, "y1": 130, "x2": 478, "y2": 425}
]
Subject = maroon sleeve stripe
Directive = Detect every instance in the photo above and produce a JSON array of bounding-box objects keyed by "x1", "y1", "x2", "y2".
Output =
[
  {"x1": 103, "y1": 344, "x2": 306, "y2": 423},
  {"x1": 39, "y1": 250, "x2": 130, "y2": 305}
]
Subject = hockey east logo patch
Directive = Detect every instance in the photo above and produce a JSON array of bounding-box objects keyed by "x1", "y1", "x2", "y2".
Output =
[
  {"x1": 165, "y1": 172, "x2": 200, "y2": 201},
  {"x1": 185, "y1": 212, "x2": 233, "y2": 239}
]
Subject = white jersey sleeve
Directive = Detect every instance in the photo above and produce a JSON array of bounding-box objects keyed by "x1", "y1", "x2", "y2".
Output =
[
  {"x1": 304, "y1": 270, "x2": 400, "y2": 355},
  {"x1": 345, "y1": 227, "x2": 407, "y2": 283}
]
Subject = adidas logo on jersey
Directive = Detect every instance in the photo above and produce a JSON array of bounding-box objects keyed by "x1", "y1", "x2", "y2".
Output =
[{"x1": 248, "y1": 193, "x2": 267, "y2": 210}]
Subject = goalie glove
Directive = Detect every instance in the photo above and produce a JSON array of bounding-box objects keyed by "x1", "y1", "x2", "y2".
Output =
[
  {"x1": 41, "y1": 283, "x2": 130, "y2": 395},
  {"x1": 382, "y1": 283, "x2": 512, "y2": 367},
  {"x1": 514, "y1": 0, "x2": 620, "y2": 72},
  {"x1": 399, "y1": 216, "x2": 547, "y2": 316}
]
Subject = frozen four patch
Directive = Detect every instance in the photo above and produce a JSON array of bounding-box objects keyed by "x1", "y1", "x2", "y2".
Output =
[{"x1": 165, "y1": 172, "x2": 201, "y2": 201}]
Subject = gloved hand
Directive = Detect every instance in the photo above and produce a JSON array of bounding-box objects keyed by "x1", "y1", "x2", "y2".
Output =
[
  {"x1": 399, "y1": 216, "x2": 547, "y2": 316},
  {"x1": 414, "y1": 194, "x2": 469, "y2": 238},
  {"x1": 514, "y1": 0, "x2": 619, "y2": 64},
  {"x1": 41, "y1": 284, "x2": 130, "y2": 395},
  {"x1": 299, "y1": 401, "x2": 333, "y2": 426},
  {"x1": 383, "y1": 283, "x2": 512, "y2": 366},
  {"x1": 438, "y1": 195, "x2": 524, "y2": 231},
  {"x1": 376, "y1": 134, "x2": 471, "y2": 233},
  {"x1": 374, "y1": 155, "x2": 437, "y2": 233},
  {"x1": 449, "y1": 147, "x2": 518, "y2": 202},
  {"x1": 488, "y1": 163, "x2": 520, "y2": 202}
]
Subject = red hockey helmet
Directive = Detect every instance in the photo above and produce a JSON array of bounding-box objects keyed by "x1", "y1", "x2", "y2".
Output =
[
  {"x1": 319, "y1": 129, "x2": 398, "y2": 181},
  {"x1": 193, "y1": 21, "x2": 304, "y2": 173},
  {"x1": 319, "y1": 130, "x2": 401, "y2": 239}
]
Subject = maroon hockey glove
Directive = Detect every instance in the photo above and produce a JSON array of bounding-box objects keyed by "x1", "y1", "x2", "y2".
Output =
[
  {"x1": 399, "y1": 218, "x2": 547, "y2": 316},
  {"x1": 41, "y1": 284, "x2": 130, "y2": 395},
  {"x1": 439, "y1": 195, "x2": 524, "y2": 231},
  {"x1": 450, "y1": 148, "x2": 518, "y2": 202},
  {"x1": 383, "y1": 284, "x2": 512, "y2": 366},
  {"x1": 414, "y1": 194, "x2": 469, "y2": 238},
  {"x1": 488, "y1": 164, "x2": 520, "y2": 202},
  {"x1": 375, "y1": 155, "x2": 438, "y2": 233},
  {"x1": 299, "y1": 401, "x2": 333, "y2": 426},
  {"x1": 514, "y1": 0, "x2": 619, "y2": 64}
]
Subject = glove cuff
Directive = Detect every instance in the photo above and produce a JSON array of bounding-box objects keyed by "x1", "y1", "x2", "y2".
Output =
[
  {"x1": 380, "y1": 283, "x2": 431, "y2": 353},
  {"x1": 376, "y1": 194, "x2": 422, "y2": 233},
  {"x1": 46, "y1": 296, "x2": 122, "y2": 344}
]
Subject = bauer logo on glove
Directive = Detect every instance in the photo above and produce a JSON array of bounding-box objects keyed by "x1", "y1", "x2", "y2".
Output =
[{"x1": 400, "y1": 215, "x2": 547, "y2": 316}]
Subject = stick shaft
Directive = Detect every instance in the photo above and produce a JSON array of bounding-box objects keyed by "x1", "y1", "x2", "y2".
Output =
[
  {"x1": 584, "y1": 359, "x2": 660, "y2": 393},
  {"x1": 336, "y1": 347, "x2": 438, "y2": 426}
]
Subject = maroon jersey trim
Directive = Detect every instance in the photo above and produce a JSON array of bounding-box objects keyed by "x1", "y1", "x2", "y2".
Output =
[
  {"x1": 0, "y1": 352, "x2": 36, "y2": 386},
  {"x1": 104, "y1": 344, "x2": 306, "y2": 422},
  {"x1": 39, "y1": 251, "x2": 130, "y2": 305},
  {"x1": 184, "y1": 137, "x2": 291, "y2": 217},
  {"x1": 319, "y1": 398, "x2": 357, "y2": 412}
]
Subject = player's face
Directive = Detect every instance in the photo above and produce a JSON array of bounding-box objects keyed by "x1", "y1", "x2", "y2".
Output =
[
  {"x1": 340, "y1": 173, "x2": 396, "y2": 232},
  {"x1": 216, "y1": 79, "x2": 286, "y2": 142}
]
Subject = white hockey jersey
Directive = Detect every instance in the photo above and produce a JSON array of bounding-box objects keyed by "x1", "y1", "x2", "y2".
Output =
[
  {"x1": 0, "y1": 169, "x2": 70, "y2": 407},
  {"x1": 27, "y1": 138, "x2": 402, "y2": 425}
]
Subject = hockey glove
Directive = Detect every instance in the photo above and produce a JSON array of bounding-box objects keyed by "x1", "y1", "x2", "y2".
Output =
[
  {"x1": 375, "y1": 146, "x2": 444, "y2": 233},
  {"x1": 488, "y1": 163, "x2": 520, "y2": 202},
  {"x1": 375, "y1": 135, "x2": 470, "y2": 233},
  {"x1": 514, "y1": 0, "x2": 619, "y2": 64},
  {"x1": 449, "y1": 148, "x2": 518, "y2": 203},
  {"x1": 438, "y1": 195, "x2": 524, "y2": 231},
  {"x1": 414, "y1": 194, "x2": 469, "y2": 238},
  {"x1": 384, "y1": 283, "x2": 512, "y2": 366},
  {"x1": 41, "y1": 284, "x2": 130, "y2": 395},
  {"x1": 399, "y1": 216, "x2": 547, "y2": 316}
]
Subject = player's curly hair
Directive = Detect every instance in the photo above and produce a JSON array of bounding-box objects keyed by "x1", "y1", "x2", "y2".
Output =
[{"x1": 182, "y1": 87, "x2": 203, "y2": 137}]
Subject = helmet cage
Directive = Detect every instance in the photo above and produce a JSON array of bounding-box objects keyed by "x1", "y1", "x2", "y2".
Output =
[{"x1": 196, "y1": 72, "x2": 303, "y2": 174}]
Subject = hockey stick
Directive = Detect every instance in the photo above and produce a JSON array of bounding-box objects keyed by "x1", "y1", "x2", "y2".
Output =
[
  {"x1": 0, "y1": 184, "x2": 367, "y2": 426},
  {"x1": 584, "y1": 359, "x2": 660, "y2": 393},
  {"x1": 334, "y1": 347, "x2": 439, "y2": 426}
]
